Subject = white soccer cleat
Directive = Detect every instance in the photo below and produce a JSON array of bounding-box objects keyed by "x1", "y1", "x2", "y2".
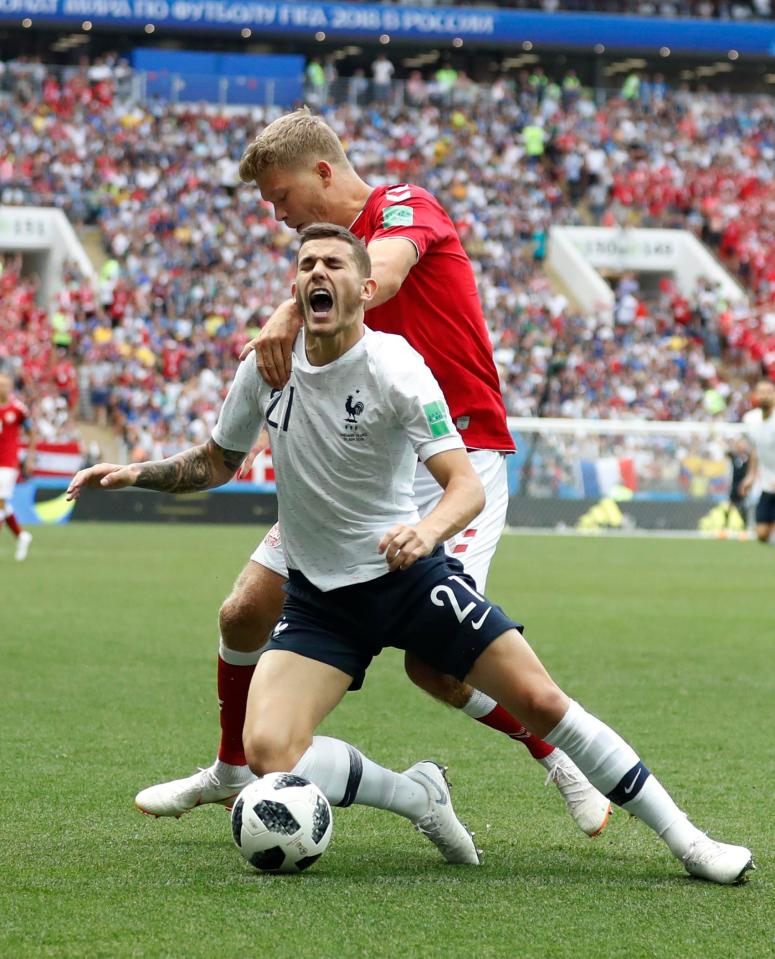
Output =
[
  {"x1": 135, "y1": 765, "x2": 256, "y2": 819},
  {"x1": 682, "y1": 836, "x2": 754, "y2": 885},
  {"x1": 15, "y1": 531, "x2": 32, "y2": 561},
  {"x1": 544, "y1": 753, "x2": 611, "y2": 837},
  {"x1": 405, "y1": 760, "x2": 481, "y2": 865}
]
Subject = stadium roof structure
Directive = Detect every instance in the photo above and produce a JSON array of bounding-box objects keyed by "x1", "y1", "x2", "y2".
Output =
[{"x1": 548, "y1": 226, "x2": 747, "y2": 318}]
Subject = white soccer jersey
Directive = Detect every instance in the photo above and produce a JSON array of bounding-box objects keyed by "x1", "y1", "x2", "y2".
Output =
[
  {"x1": 743, "y1": 407, "x2": 775, "y2": 492},
  {"x1": 212, "y1": 328, "x2": 463, "y2": 590}
]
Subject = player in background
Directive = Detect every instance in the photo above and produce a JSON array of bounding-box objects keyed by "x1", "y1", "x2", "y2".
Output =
[
  {"x1": 133, "y1": 108, "x2": 610, "y2": 836},
  {"x1": 725, "y1": 437, "x2": 750, "y2": 531},
  {"x1": 0, "y1": 371, "x2": 34, "y2": 561},
  {"x1": 739, "y1": 379, "x2": 775, "y2": 543},
  {"x1": 67, "y1": 226, "x2": 753, "y2": 884}
]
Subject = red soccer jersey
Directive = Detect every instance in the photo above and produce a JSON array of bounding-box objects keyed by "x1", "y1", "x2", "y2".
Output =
[
  {"x1": 0, "y1": 397, "x2": 29, "y2": 469},
  {"x1": 351, "y1": 183, "x2": 515, "y2": 452}
]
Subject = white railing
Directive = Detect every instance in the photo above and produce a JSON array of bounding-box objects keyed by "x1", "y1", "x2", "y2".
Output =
[
  {"x1": 507, "y1": 416, "x2": 745, "y2": 436},
  {"x1": 507, "y1": 415, "x2": 746, "y2": 502}
]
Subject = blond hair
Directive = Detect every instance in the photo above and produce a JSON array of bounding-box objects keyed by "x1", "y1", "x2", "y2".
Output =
[{"x1": 239, "y1": 107, "x2": 349, "y2": 183}]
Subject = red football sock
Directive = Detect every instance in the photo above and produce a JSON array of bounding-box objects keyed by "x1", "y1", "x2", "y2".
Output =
[
  {"x1": 475, "y1": 704, "x2": 556, "y2": 761},
  {"x1": 5, "y1": 513, "x2": 21, "y2": 536},
  {"x1": 216, "y1": 655, "x2": 256, "y2": 766}
]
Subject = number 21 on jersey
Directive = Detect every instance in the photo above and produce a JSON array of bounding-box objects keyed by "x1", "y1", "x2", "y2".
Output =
[{"x1": 266, "y1": 387, "x2": 295, "y2": 433}]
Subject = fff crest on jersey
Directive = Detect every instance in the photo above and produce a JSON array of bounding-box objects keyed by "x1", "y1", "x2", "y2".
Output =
[
  {"x1": 342, "y1": 391, "x2": 368, "y2": 443},
  {"x1": 344, "y1": 393, "x2": 364, "y2": 423}
]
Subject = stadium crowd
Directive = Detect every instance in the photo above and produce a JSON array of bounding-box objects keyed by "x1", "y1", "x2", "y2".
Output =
[
  {"x1": 1, "y1": 58, "x2": 773, "y2": 458},
  {"x1": 0, "y1": 255, "x2": 81, "y2": 446}
]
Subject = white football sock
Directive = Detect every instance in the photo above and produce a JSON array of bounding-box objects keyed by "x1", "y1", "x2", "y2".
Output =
[
  {"x1": 218, "y1": 638, "x2": 263, "y2": 666},
  {"x1": 545, "y1": 699, "x2": 639, "y2": 792},
  {"x1": 461, "y1": 688, "x2": 498, "y2": 719},
  {"x1": 546, "y1": 699, "x2": 703, "y2": 858},
  {"x1": 537, "y1": 750, "x2": 561, "y2": 769},
  {"x1": 626, "y1": 780, "x2": 704, "y2": 858},
  {"x1": 292, "y1": 735, "x2": 428, "y2": 821},
  {"x1": 212, "y1": 760, "x2": 253, "y2": 783}
]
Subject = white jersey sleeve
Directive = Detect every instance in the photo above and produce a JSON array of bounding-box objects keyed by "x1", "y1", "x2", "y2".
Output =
[
  {"x1": 743, "y1": 406, "x2": 775, "y2": 491},
  {"x1": 742, "y1": 408, "x2": 759, "y2": 438},
  {"x1": 212, "y1": 358, "x2": 268, "y2": 453},
  {"x1": 379, "y1": 337, "x2": 464, "y2": 462}
]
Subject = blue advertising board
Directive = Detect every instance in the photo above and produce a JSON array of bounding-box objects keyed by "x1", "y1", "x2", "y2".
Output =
[
  {"x1": 3, "y1": 2, "x2": 775, "y2": 54},
  {"x1": 131, "y1": 48, "x2": 303, "y2": 104}
]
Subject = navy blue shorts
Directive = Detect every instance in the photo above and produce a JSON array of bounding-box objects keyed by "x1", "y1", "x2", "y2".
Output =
[
  {"x1": 755, "y1": 491, "x2": 775, "y2": 525},
  {"x1": 263, "y1": 549, "x2": 521, "y2": 691}
]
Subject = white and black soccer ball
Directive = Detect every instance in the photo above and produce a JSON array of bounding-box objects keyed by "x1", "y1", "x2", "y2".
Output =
[{"x1": 231, "y1": 773, "x2": 333, "y2": 874}]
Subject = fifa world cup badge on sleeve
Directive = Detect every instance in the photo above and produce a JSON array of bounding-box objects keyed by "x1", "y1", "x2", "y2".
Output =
[
  {"x1": 382, "y1": 206, "x2": 414, "y2": 228},
  {"x1": 423, "y1": 401, "x2": 452, "y2": 438}
]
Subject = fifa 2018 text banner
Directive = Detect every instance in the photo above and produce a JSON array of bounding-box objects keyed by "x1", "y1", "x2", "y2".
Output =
[{"x1": 2, "y1": 0, "x2": 775, "y2": 52}]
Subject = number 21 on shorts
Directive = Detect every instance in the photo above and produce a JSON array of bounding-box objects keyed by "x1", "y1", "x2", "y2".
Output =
[{"x1": 430, "y1": 575, "x2": 492, "y2": 630}]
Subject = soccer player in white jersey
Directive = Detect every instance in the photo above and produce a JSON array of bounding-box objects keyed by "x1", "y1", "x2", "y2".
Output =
[
  {"x1": 126, "y1": 108, "x2": 610, "y2": 836},
  {"x1": 69, "y1": 225, "x2": 753, "y2": 884},
  {"x1": 739, "y1": 379, "x2": 775, "y2": 543}
]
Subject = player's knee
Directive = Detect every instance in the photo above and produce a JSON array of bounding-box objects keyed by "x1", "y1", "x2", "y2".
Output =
[
  {"x1": 243, "y1": 726, "x2": 308, "y2": 776},
  {"x1": 519, "y1": 682, "x2": 568, "y2": 730},
  {"x1": 404, "y1": 653, "x2": 472, "y2": 708},
  {"x1": 219, "y1": 593, "x2": 272, "y2": 652}
]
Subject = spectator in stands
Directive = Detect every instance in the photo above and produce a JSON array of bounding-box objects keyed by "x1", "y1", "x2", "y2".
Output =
[
  {"x1": 371, "y1": 52, "x2": 395, "y2": 104},
  {"x1": 305, "y1": 58, "x2": 326, "y2": 107},
  {"x1": 406, "y1": 70, "x2": 428, "y2": 107},
  {"x1": 433, "y1": 59, "x2": 458, "y2": 103}
]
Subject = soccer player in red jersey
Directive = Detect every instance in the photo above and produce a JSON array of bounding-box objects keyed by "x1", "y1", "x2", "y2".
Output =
[
  {"x1": 0, "y1": 372, "x2": 34, "y2": 561},
  {"x1": 134, "y1": 110, "x2": 610, "y2": 836}
]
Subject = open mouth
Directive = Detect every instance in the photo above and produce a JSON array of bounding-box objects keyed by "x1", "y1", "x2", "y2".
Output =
[{"x1": 309, "y1": 288, "x2": 334, "y2": 316}]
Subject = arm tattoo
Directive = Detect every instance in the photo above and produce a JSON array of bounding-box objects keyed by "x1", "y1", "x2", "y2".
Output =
[
  {"x1": 134, "y1": 439, "x2": 244, "y2": 493},
  {"x1": 220, "y1": 446, "x2": 247, "y2": 473},
  {"x1": 134, "y1": 445, "x2": 213, "y2": 493}
]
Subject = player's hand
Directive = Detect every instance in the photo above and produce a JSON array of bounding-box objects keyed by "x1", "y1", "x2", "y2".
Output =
[
  {"x1": 378, "y1": 524, "x2": 436, "y2": 572},
  {"x1": 66, "y1": 463, "x2": 140, "y2": 501},
  {"x1": 236, "y1": 428, "x2": 271, "y2": 480},
  {"x1": 238, "y1": 299, "x2": 302, "y2": 390},
  {"x1": 738, "y1": 476, "x2": 753, "y2": 497}
]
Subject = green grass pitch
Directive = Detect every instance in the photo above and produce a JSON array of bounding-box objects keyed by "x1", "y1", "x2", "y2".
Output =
[{"x1": 2, "y1": 523, "x2": 773, "y2": 958}]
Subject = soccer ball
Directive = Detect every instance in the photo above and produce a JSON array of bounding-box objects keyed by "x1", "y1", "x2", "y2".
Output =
[{"x1": 231, "y1": 773, "x2": 333, "y2": 874}]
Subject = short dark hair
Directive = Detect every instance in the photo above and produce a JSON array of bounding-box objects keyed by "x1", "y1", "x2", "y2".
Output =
[{"x1": 297, "y1": 223, "x2": 371, "y2": 278}]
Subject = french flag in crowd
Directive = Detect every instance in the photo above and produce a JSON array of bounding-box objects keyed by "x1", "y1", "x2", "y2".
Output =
[{"x1": 579, "y1": 457, "x2": 637, "y2": 498}]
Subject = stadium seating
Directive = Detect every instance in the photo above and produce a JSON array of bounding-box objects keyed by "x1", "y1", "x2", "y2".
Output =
[{"x1": 1, "y1": 59, "x2": 772, "y2": 454}]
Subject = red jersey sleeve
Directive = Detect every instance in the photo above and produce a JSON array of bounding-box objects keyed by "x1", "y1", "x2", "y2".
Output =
[
  {"x1": 365, "y1": 184, "x2": 447, "y2": 261},
  {"x1": 352, "y1": 184, "x2": 515, "y2": 453}
]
